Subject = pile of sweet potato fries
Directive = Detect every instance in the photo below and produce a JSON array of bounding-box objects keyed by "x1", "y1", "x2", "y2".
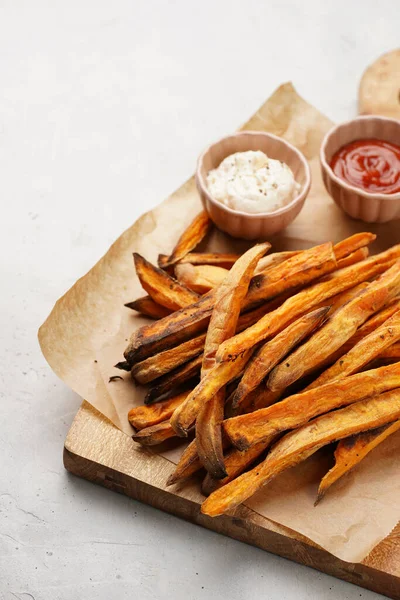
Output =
[{"x1": 118, "y1": 210, "x2": 400, "y2": 517}]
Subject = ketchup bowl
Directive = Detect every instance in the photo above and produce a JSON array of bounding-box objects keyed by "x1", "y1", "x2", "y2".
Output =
[{"x1": 320, "y1": 116, "x2": 400, "y2": 223}]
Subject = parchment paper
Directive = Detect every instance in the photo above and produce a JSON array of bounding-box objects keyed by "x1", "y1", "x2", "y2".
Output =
[{"x1": 39, "y1": 83, "x2": 400, "y2": 563}]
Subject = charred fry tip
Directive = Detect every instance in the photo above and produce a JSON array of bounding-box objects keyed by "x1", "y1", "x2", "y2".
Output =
[
  {"x1": 166, "y1": 473, "x2": 179, "y2": 486},
  {"x1": 114, "y1": 360, "x2": 131, "y2": 371},
  {"x1": 169, "y1": 421, "x2": 189, "y2": 438},
  {"x1": 314, "y1": 305, "x2": 332, "y2": 318},
  {"x1": 204, "y1": 463, "x2": 228, "y2": 481},
  {"x1": 314, "y1": 491, "x2": 324, "y2": 506},
  {"x1": 124, "y1": 301, "x2": 136, "y2": 309},
  {"x1": 227, "y1": 435, "x2": 250, "y2": 452}
]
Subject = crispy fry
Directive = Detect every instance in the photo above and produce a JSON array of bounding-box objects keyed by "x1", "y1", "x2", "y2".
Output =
[
  {"x1": 306, "y1": 310, "x2": 400, "y2": 389},
  {"x1": 166, "y1": 439, "x2": 203, "y2": 485},
  {"x1": 202, "y1": 388, "x2": 400, "y2": 517},
  {"x1": 225, "y1": 385, "x2": 279, "y2": 418},
  {"x1": 194, "y1": 243, "x2": 269, "y2": 478},
  {"x1": 202, "y1": 437, "x2": 275, "y2": 496},
  {"x1": 333, "y1": 232, "x2": 376, "y2": 260},
  {"x1": 245, "y1": 242, "x2": 336, "y2": 309},
  {"x1": 196, "y1": 389, "x2": 227, "y2": 478},
  {"x1": 175, "y1": 263, "x2": 229, "y2": 293},
  {"x1": 309, "y1": 298, "x2": 400, "y2": 372},
  {"x1": 132, "y1": 334, "x2": 206, "y2": 384},
  {"x1": 132, "y1": 421, "x2": 177, "y2": 446},
  {"x1": 160, "y1": 210, "x2": 211, "y2": 268},
  {"x1": 125, "y1": 292, "x2": 214, "y2": 364},
  {"x1": 268, "y1": 261, "x2": 400, "y2": 391},
  {"x1": 316, "y1": 420, "x2": 400, "y2": 504},
  {"x1": 134, "y1": 253, "x2": 199, "y2": 311},
  {"x1": 252, "y1": 232, "x2": 374, "y2": 276},
  {"x1": 144, "y1": 354, "x2": 202, "y2": 404},
  {"x1": 124, "y1": 296, "x2": 172, "y2": 319},
  {"x1": 350, "y1": 299, "x2": 400, "y2": 342},
  {"x1": 128, "y1": 391, "x2": 189, "y2": 430},
  {"x1": 224, "y1": 362, "x2": 400, "y2": 450},
  {"x1": 170, "y1": 349, "x2": 253, "y2": 436},
  {"x1": 125, "y1": 242, "x2": 337, "y2": 364},
  {"x1": 202, "y1": 244, "x2": 270, "y2": 373},
  {"x1": 217, "y1": 247, "x2": 400, "y2": 363},
  {"x1": 380, "y1": 343, "x2": 400, "y2": 359},
  {"x1": 161, "y1": 252, "x2": 241, "y2": 269},
  {"x1": 239, "y1": 387, "x2": 281, "y2": 416},
  {"x1": 324, "y1": 282, "x2": 370, "y2": 315},
  {"x1": 231, "y1": 307, "x2": 329, "y2": 414},
  {"x1": 254, "y1": 251, "x2": 298, "y2": 274},
  {"x1": 336, "y1": 247, "x2": 369, "y2": 269}
]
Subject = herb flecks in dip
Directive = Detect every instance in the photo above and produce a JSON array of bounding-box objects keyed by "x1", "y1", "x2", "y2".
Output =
[{"x1": 206, "y1": 150, "x2": 301, "y2": 214}]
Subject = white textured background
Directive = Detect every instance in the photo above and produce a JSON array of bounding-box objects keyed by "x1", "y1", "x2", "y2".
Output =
[{"x1": 1, "y1": 1, "x2": 399, "y2": 598}]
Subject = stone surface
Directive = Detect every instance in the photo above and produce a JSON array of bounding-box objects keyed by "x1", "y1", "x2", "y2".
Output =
[{"x1": 1, "y1": 1, "x2": 398, "y2": 598}]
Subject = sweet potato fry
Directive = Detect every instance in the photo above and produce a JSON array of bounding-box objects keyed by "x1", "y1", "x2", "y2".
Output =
[
  {"x1": 170, "y1": 349, "x2": 253, "y2": 436},
  {"x1": 350, "y1": 299, "x2": 400, "y2": 342},
  {"x1": 202, "y1": 436, "x2": 275, "y2": 496},
  {"x1": 128, "y1": 391, "x2": 189, "y2": 430},
  {"x1": 195, "y1": 388, "x2": 227, "y2": 478},
  {"x1": 144, "y1": 354, "x2": 202, "y2": 404},
  {"x1": 336, "y1": 247, "x2": 369, "y2": 269},
  {"x1": 230, "y1": 307, "x2": 330, "y2": 414},
  {"x1": 132, "y1": 421, "x2": 177, "y2": 446},
  {"x1": 316, "y1": 420, "x2": 400, "y2": 504},
  {"x1": 166, "y1": 439, "x2": 203, "y2": 485},
  {"x1": 380, "y1": 343, "x2": 400, "y2": 360},
  {"x1": 134, "y1": 253, "x2": 199, "y2": 310},
  {"x1": 309, "y1": 298, "x2": 400, "y2": 371},
  {"x1": 268, "y1": 261, "x2": 400, "y2": 391},
  {"x1": 131, "y1": 334, "x2": 206, "y2": 384},
  {"x1": 224, "y1": 362, "x2": 400, "y2": 450},
  {"x1": 124, "y1": 296, "x2": 172, "y2": 319},
  {"x1": 202, "y1": 244, "x2": 270, "y2": 374},
  {"x1": 323, "y1": 282, "x2": 369, "y2": 315},
  {"x1": 195, "y1": 243, "x2": 269, "y2": 478},
  {"x1": 306, "y1": 310, "x2": 400, "y2": 389},
  {"x1": 251, "y1": 232, "x2": 373, "y2": 276},
  {"x1": 160, "y1": 210, "x2": 211, "y2": 268},
  {"x1": 125, "y1": 292, "x2": 214, "y2": 364},
  {"x1": 202, "y1": 388, "x2": 400, "y2": 517},
  {"x1": 236, "y1": 387, "x2": 281, "y2": 416},
  {"x1": 217, "y1": 247, "x2": 400, "y2": 363},
  {"x1": 175, "y1": 263, "x2": 229, "y2": 293},
  {"x1": 333, "y1": 232, "x2": 376, "y2": 260},
  {"x1": 245, "y1": 242, "x2": 336, "y2": 309},
  {"x1": 161, "y1": 252, "x2": 241, "y2": 269},
  {"x1": 254, "y1": 251, "x2": 298, "y2": 274}
]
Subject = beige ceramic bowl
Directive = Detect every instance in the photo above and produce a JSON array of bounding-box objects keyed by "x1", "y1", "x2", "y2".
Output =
[
  {"x1": 320, "y1": 116, "x2": 400, "y2": 223},
  {"x1": 195, "y1": 131, "x2": 311, "y2": 240}
]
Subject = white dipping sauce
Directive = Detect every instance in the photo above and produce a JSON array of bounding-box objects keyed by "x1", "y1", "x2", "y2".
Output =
[{"x1": 206, "y1": 150, "x2": 301, "y2": 214}]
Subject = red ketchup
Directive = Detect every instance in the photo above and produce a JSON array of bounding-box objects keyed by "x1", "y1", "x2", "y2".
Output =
[{"x1": 330, "y1": 138, "x2": 400, "y2": 194}]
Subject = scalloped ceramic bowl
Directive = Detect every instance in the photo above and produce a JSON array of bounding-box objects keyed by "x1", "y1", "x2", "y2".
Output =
[
  {"x1": 320, "y1": 116, "x2": 400, "y2": 223},
  {"x1": 195, "y1": 131, "x2": 311, "y2": 240}
]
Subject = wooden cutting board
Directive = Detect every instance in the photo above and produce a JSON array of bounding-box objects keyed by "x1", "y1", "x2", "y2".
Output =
[{"x1": 64, "y1": 51, "x2": 400, "y2": 599}]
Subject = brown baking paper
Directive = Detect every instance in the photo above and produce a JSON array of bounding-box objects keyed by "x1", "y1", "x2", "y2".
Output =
[{"x1": 39, "y1": 83, "x2": 400, "y2": 563}]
